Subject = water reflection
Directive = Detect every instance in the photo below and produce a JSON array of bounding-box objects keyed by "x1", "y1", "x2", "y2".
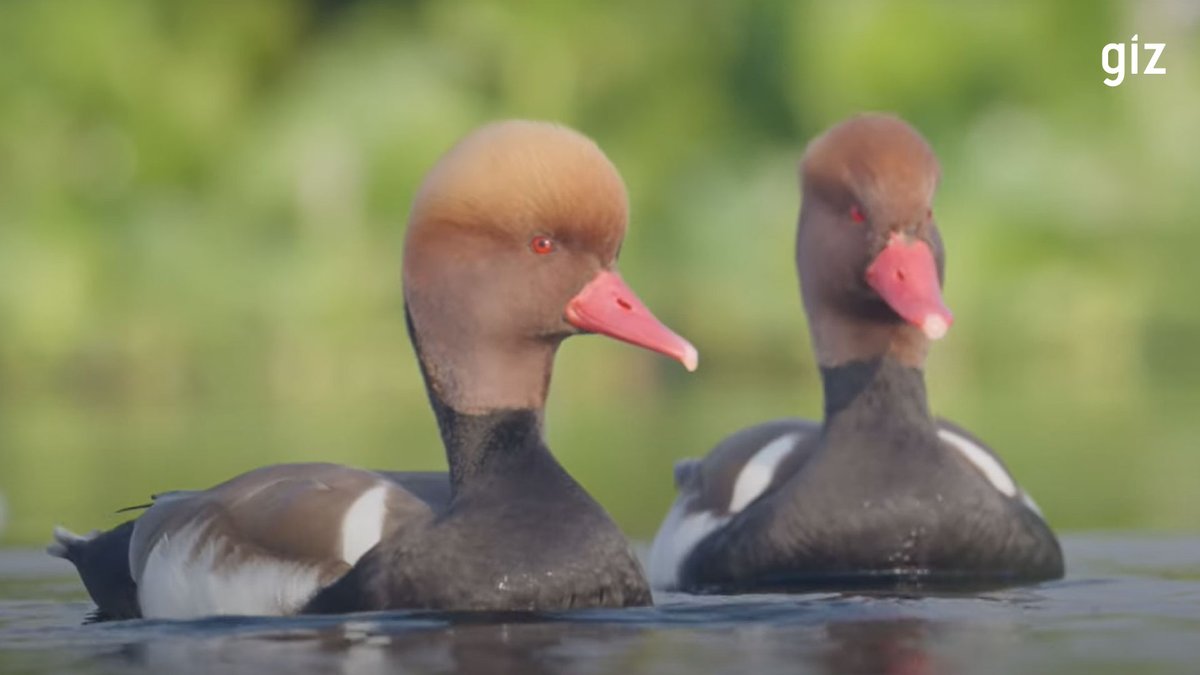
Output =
[
  {"x1": 3, "y1": 536, "x2": 1200, "y2": 675},
  {"x1": 94, "y1": 616, "x2": 651, "y2": 675},
  {"x1": 12, "y1": 609, "x2": 988, "y2": 675},
  {"x1": 822, "y1": 620, "x2": 938, "y2": 675},
  {"x1": 377, "y1": 620, "x2": 649, "y2": 675}
]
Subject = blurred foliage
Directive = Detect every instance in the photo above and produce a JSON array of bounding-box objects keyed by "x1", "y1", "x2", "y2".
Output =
[{"x1": 1, "y1": 0, "x2": 1198, "y2": 545}]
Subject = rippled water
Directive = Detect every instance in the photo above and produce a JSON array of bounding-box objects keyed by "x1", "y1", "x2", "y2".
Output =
[{"x1": 1, "y1": 535, "x2": 1198, "y2": 674}]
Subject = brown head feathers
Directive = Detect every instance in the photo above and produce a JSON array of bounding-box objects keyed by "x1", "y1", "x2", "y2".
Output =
[
  {"x1": 801, "y1": 114, "x2": 940, "y2": 231},
  {"x1": 400, "y1": 121, "x2": 698, "y2": 413},
  {"x1": 406, "y1": 120, "x2": 628, "y2": 271},
  {"x1": 796, "y1": 114, "x2": 949, "y2": 368}
]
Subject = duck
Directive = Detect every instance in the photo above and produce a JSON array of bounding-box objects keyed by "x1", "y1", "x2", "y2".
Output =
[
  {"x1": 648, "y1": 114, "x2": 1063, "y2": 593},
  {"x1": 48, "y1": 120, "x2": 698, "y2": 619}
]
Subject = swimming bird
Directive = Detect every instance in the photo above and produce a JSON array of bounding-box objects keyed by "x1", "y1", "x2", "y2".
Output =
[
  {"x1": 49, "y1": 120, "x2": 698, "y2": 619},
  {"x1": 648, "y1": 114, "x2": 1063, "y2": 592}
]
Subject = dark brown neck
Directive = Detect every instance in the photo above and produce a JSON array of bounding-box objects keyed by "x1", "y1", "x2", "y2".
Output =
[
  {"x1": 406, "y1": 308, "x2": 562, "y2": 493},
  {"x1": 426, "y1": 397, "x2": 555, "y2": 492},
  {"x1": 808, "y1": 301, "x2": 940, "y2": 454},
  {"x1": 804, "y1": 303, "x2": 930, "y2": 369},
  {"x1": 818, "y1": 358, "x2": 940, "y2": 469},
  {"x1": 404, "y1": 303, "x2": 558, "y2": 413},
  {"x1": 820, "y1": 356, "x2": 933, "y2": 432}
]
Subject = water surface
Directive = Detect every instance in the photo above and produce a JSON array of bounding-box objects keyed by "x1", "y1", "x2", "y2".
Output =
[{"x1": 2, "y1": 535, "x2": 1198, "y2": 674}]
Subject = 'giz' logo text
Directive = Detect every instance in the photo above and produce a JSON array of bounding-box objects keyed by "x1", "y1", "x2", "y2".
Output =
[{"x1": 1103, "y1": 35, "x2": 1166, "y2": 87}]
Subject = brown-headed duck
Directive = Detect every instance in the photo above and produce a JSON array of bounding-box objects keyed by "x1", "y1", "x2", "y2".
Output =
[
  {"x1": 649, "y1": 114, "x2": 1063, "y2": 593},
  {"x1": 51, "y1": 120, "x2": 698, "y2": 619}
]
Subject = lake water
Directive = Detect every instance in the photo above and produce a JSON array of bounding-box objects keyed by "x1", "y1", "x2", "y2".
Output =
[{"x1": 1, "y1": 534, "x2": 1198, "y2": 674}]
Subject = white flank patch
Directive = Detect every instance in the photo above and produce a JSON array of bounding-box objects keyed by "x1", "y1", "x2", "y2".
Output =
[
  {"x1": 728, "y1": 433, "x2": 799, "y2": 513},
  {"x1": 1021, "y1": 492, "x2": 1044, "y2": 516},
  {"x1": 647, "y1": 499, "x2": 728, "y2": 590},
  {"x1": 137, "y1": 522, "x2": 322, "y2": 619},
  {"x1": 938, "y1": 428, "x2": 1017, "y2": 497},
  {"x1": 341, "y1": 484, "x2": 389, "y2": 565}
]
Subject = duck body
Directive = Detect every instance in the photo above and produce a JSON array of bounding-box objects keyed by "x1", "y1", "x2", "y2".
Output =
[
  {"x1": 58, "y1": 436, "x2": 645, "y2": 619},
  {"x1": 306, "y1": 408, "x2": 650, "y2": 612},
  {"x1": 52, "y1": 464, "x2": 457, "y2": 619},
  {"x1": 650, "y1": 114, "x2": 1063, "y2": 592},
  {"x1": 49, "y1": 120, "x2": 694, "y2": 619},
  {"x1": 653, "y1": 358, "x2": 1062, "y2": 592}
]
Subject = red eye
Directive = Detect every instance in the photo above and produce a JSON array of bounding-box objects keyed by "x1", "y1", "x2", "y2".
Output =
[
  {"x1": 529, "y1": 236, "x2": 556, "y2": 255},
  {"x1": 850, "y1": 205, "x2": 866, "y2": 223}
]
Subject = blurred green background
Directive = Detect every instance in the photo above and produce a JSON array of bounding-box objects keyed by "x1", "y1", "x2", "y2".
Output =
[{"x1": 0, "y1": 0, "x2": 1197, "y2": 546}]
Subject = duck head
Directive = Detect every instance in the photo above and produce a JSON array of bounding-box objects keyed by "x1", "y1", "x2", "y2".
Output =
[
  {"x1": 796, "y1": 114, "x2": 953, "y2": 368},
  {"x1": 403, "y1": 120, "x2": 697, "y2": 413}
]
